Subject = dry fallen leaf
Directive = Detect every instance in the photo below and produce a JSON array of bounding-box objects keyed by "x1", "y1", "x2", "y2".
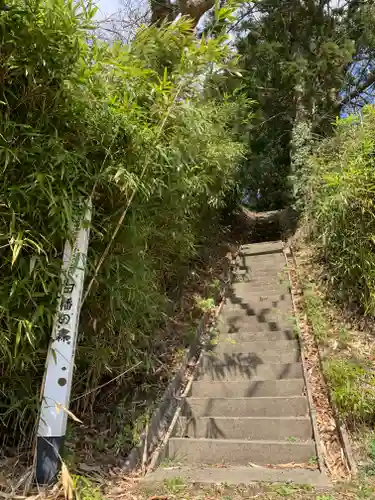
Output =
[
  {"x1": 61, "y1": 463, "x2": 74, "y2": 500},
  {"x1": 55, "y1": 403, "x2": 83, "y2": 424}
]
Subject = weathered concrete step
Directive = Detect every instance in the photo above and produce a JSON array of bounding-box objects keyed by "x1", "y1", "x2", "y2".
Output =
[
  {"x1": 224, "y1": 298, "x2": 293, "y2": 315},
  {"x1": 222, "y1": 304, "x2": 293, "y2": 318},
  {"x1": 239, "y1": 241, "x2": 284, "y2": 256},
  {"x1": 236, "y1": 257, "x2": 286, "y2": 270},
  {"x1": 230, "y1": 282, "x2": 290, "y2": 294},
  {"x1": 228, "y1": 287, "x2": 291, "y2": 302},
  {"x1": 190, "y1": 379, "x2": 305, "y2": 397},
  {"x1": 166, "y1": 437, "x2": 316, "y2": 466},
  {"x1": 231, "y1": 264, "x2": 288, "y2": 278},
  {"x1": 235, "y1": 264, "x2": 287, "y2": 277},
  {"x1": 217, "y1": 330, "x2": 297, "y2": 342},
  {"x1": 183, "y1": 396, "x2": 309, "y2": 418},
  {"x1": 217, "y1": 316, "x2": 294, "y2": 336},
  {"x1": 232, "y1": 269, "x2": 289, "y2": 281},
  {"x1": 196, "y1": 362, "x2": 303, "y2": 381},
  {"x1": 225, "y1": 291, "x2": 292, "y2": 306},
  {"x1": 208, "y1": 339, "x2": 298, "y2": 351},
  {"x1": 144, "y1": 466, "x2": 330, "y2": 488},
  {"x1": 175, "y1": 416, "x2": 313, "y2": 441},
  {"x1": 234, "y1": 259, "x2": 287, "y2": 270},
  {"x1": 206, "y1": 340, "x2": 299, "y2": 357},
  {"x1": 232, "y1": 265, "x2": 287, "y2": 275},
  {"x1": 202, "y1": 347, "x2": 300, "y2": 363},
  {"x1": 232, "y1": 279, "x2": 289, "y2": 288},
  {"x1": 220, "y1": 307, "x2": 294, "y2": 323}
]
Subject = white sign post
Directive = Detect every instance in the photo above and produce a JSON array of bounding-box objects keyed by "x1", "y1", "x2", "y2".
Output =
[{"x1": 36, "y1": 201, "x2": 91, "y2": 485}]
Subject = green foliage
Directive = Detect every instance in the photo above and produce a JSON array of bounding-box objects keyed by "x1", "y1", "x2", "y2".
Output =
[
  {"x1": 163, "y1": 477, "x2": 186, "y2": 494},
  {"x1": 73, "y1": 476, "x2": 104, "y2": 500},
  {"x1": 303, "y1": 106, "x2": 375, "y2": 314},
  {"x1": 303, "y1": 286, "x2": 328, "y2": 343},
  {"x1": 0, "y1": 0, "x2": 244, "y2": 446},
  {"x1": 231, "y1": 0, "x2": 355, "y2": 210},
  {"x1": 365, "y1": 438, "x2": 375, "y2": 476},
  {"x1": 324, "y1": 358, "x2": 375, "y2": 426}
]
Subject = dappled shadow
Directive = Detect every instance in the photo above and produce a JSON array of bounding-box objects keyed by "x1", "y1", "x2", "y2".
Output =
[
  {"x1": 188, "y1": 243, "x2": 302, "y2": 382},
  {"x1": 193, "y1": 248, "x2": 301, "y2": 384},
  {"x1": 200, "y1": 351, "x2": 264, "y2": 381},
  {"x1": 195, "y1": 350, "x2": 301, "y2": 382},
  {"x1": 178, "y1": 416, "x2": 227, "y2": 439},
  {"x1": 218, "y1": 287, "x2": 295, "y2": 340}
]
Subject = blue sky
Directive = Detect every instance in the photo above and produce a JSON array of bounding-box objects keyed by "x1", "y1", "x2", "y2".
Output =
[{"x1": 96, "y1": 0, "x2": 121, "y2": 18}]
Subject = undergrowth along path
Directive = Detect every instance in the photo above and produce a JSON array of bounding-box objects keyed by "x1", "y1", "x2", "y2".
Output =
[{"x1": 292, "y1": 240, "x2": 375, "y2": 481}]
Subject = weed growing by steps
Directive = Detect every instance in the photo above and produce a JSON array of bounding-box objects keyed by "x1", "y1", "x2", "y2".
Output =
[
  {"x1": 303, "y1": 279, "x2": 375, "y2": 428},
  {"x1": 303, "y1": 286, "x2": 328, "y2": 343},
  {"x1": 73, "y1": 476, "x2": 103, "y2": 500},
  {"x1": 364, "y1": 438, "x2": 375, "y2": 476},
  {"x1": 324, "y1": 358, "x2": 375, "y2": 427}
]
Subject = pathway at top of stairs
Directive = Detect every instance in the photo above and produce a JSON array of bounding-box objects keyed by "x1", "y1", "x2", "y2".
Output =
[{"x1": 144, "y1": 241, "x2": 329, "y2": 488}]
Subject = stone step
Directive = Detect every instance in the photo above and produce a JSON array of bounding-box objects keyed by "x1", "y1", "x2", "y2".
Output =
[
  {"x1": 175, "y1": 416, "x2": 312, "y2": 441},
  {"x1": 217, "y1": 315, "x2": 294, "y2": 336},
  {"x1": 206, "y1": 339, "x2": 299, "y2": 356},
  {"x1": 232, "y1": 264, "x2": 289, "y2": 283},
  {"x1": 183, "y1": 396, "x2": 309, "y2": 418},
  {"x1": 232, "y1": 279, "x2": 288, "y2": 287},
  {"x1": 236, "y1": 257, "x2": 286, "y2": 271},
  {"x1": 225, "y1": 291, "x2": 292, "y2": 307},
  {"x1": 202, "y1": 347, "x2": 301, "y2": 364},
  {"x1": 208, "y1": 339, "x2": 298, "y2": 351},
  {"x1": 232, "y1": 265, "x2": 287, "y2": 275},
  {"x1": 234, "y1": 265, "x2": 287, "y2": 278},
  {"x1": 230, "y1": 282, "x2": 290, "y2": 294},
  {"x1": 220, "y1": 307, "x2": 295, "y2": 323},
  {"x1": 228, "y1": 288, "x2": 291, "y2": 303},
  {"x1": 217, "y1": 330, "x2": 297, "y2": 343},
  {"x1": 232, "y1": 270, "x2": 289, "y2": 283},
  {"x1": 144, "y1": 466, "x2": 330, "y2": 488},
  {"x1": 220, "y1": 308, "x2": 294, "y2": 323},
  {"x1": 195, "y1": 362, "x2": 303, "y2": 381},
  {"x1": 222, "y1": 294, "x2": 293, "y2": 315},
  {"x1": 190, "y1": 379, "x2": 305, "y2": 398},
  {"x1": 166, "y1": 437, "x2": 316, "y2": 466},
  {"x1": 239, "y1": 241, "x2": 284, "y2": 256},
  {"x1": 199, "y1": 353, "x2": 301, "y2": 379}
]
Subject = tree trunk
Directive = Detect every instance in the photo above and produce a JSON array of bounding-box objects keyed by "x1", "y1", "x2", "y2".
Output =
[{"x1": 150, "y1": 0, "x2": 215, "y2": 27}]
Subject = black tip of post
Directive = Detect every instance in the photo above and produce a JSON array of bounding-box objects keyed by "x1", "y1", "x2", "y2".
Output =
[{"x1": 35, "y1": 436, "x2": 64, "y2": 485}]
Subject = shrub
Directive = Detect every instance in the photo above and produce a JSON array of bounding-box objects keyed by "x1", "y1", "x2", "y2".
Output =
[
  {"x1": 303, "y1": 106, "x2": 375, "y2": 314},
  {"x1": 324, "y1": 358, "x2": 375, "y2": 426},
  {"x1": 0, "y1": 0, "x2": 244, "y2": 447}
]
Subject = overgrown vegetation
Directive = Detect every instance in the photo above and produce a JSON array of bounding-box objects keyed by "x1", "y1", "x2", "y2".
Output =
[
  {"x1": 227, "y1": 0, "x2": 375, "y2": 210},
  {"x1": 302, "y1": 107, "x2": 375, "y2": 314},
  {"x1": 0, "y1": 0, "x2": 245, "y2": 452},
  {"x1": 324, "y1": 358, "x2": 375, "y2": 427},
  {"x1": 294, "y1": 253, "x2": 375, "y2": 488},
  {"x1": 284, "y1": 0, "x2": 375, "y2": 481}
]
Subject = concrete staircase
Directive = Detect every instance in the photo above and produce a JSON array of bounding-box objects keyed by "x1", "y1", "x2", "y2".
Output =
[{"x1": 145, "y1": 241, "x2": 328, "y2": 487}]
